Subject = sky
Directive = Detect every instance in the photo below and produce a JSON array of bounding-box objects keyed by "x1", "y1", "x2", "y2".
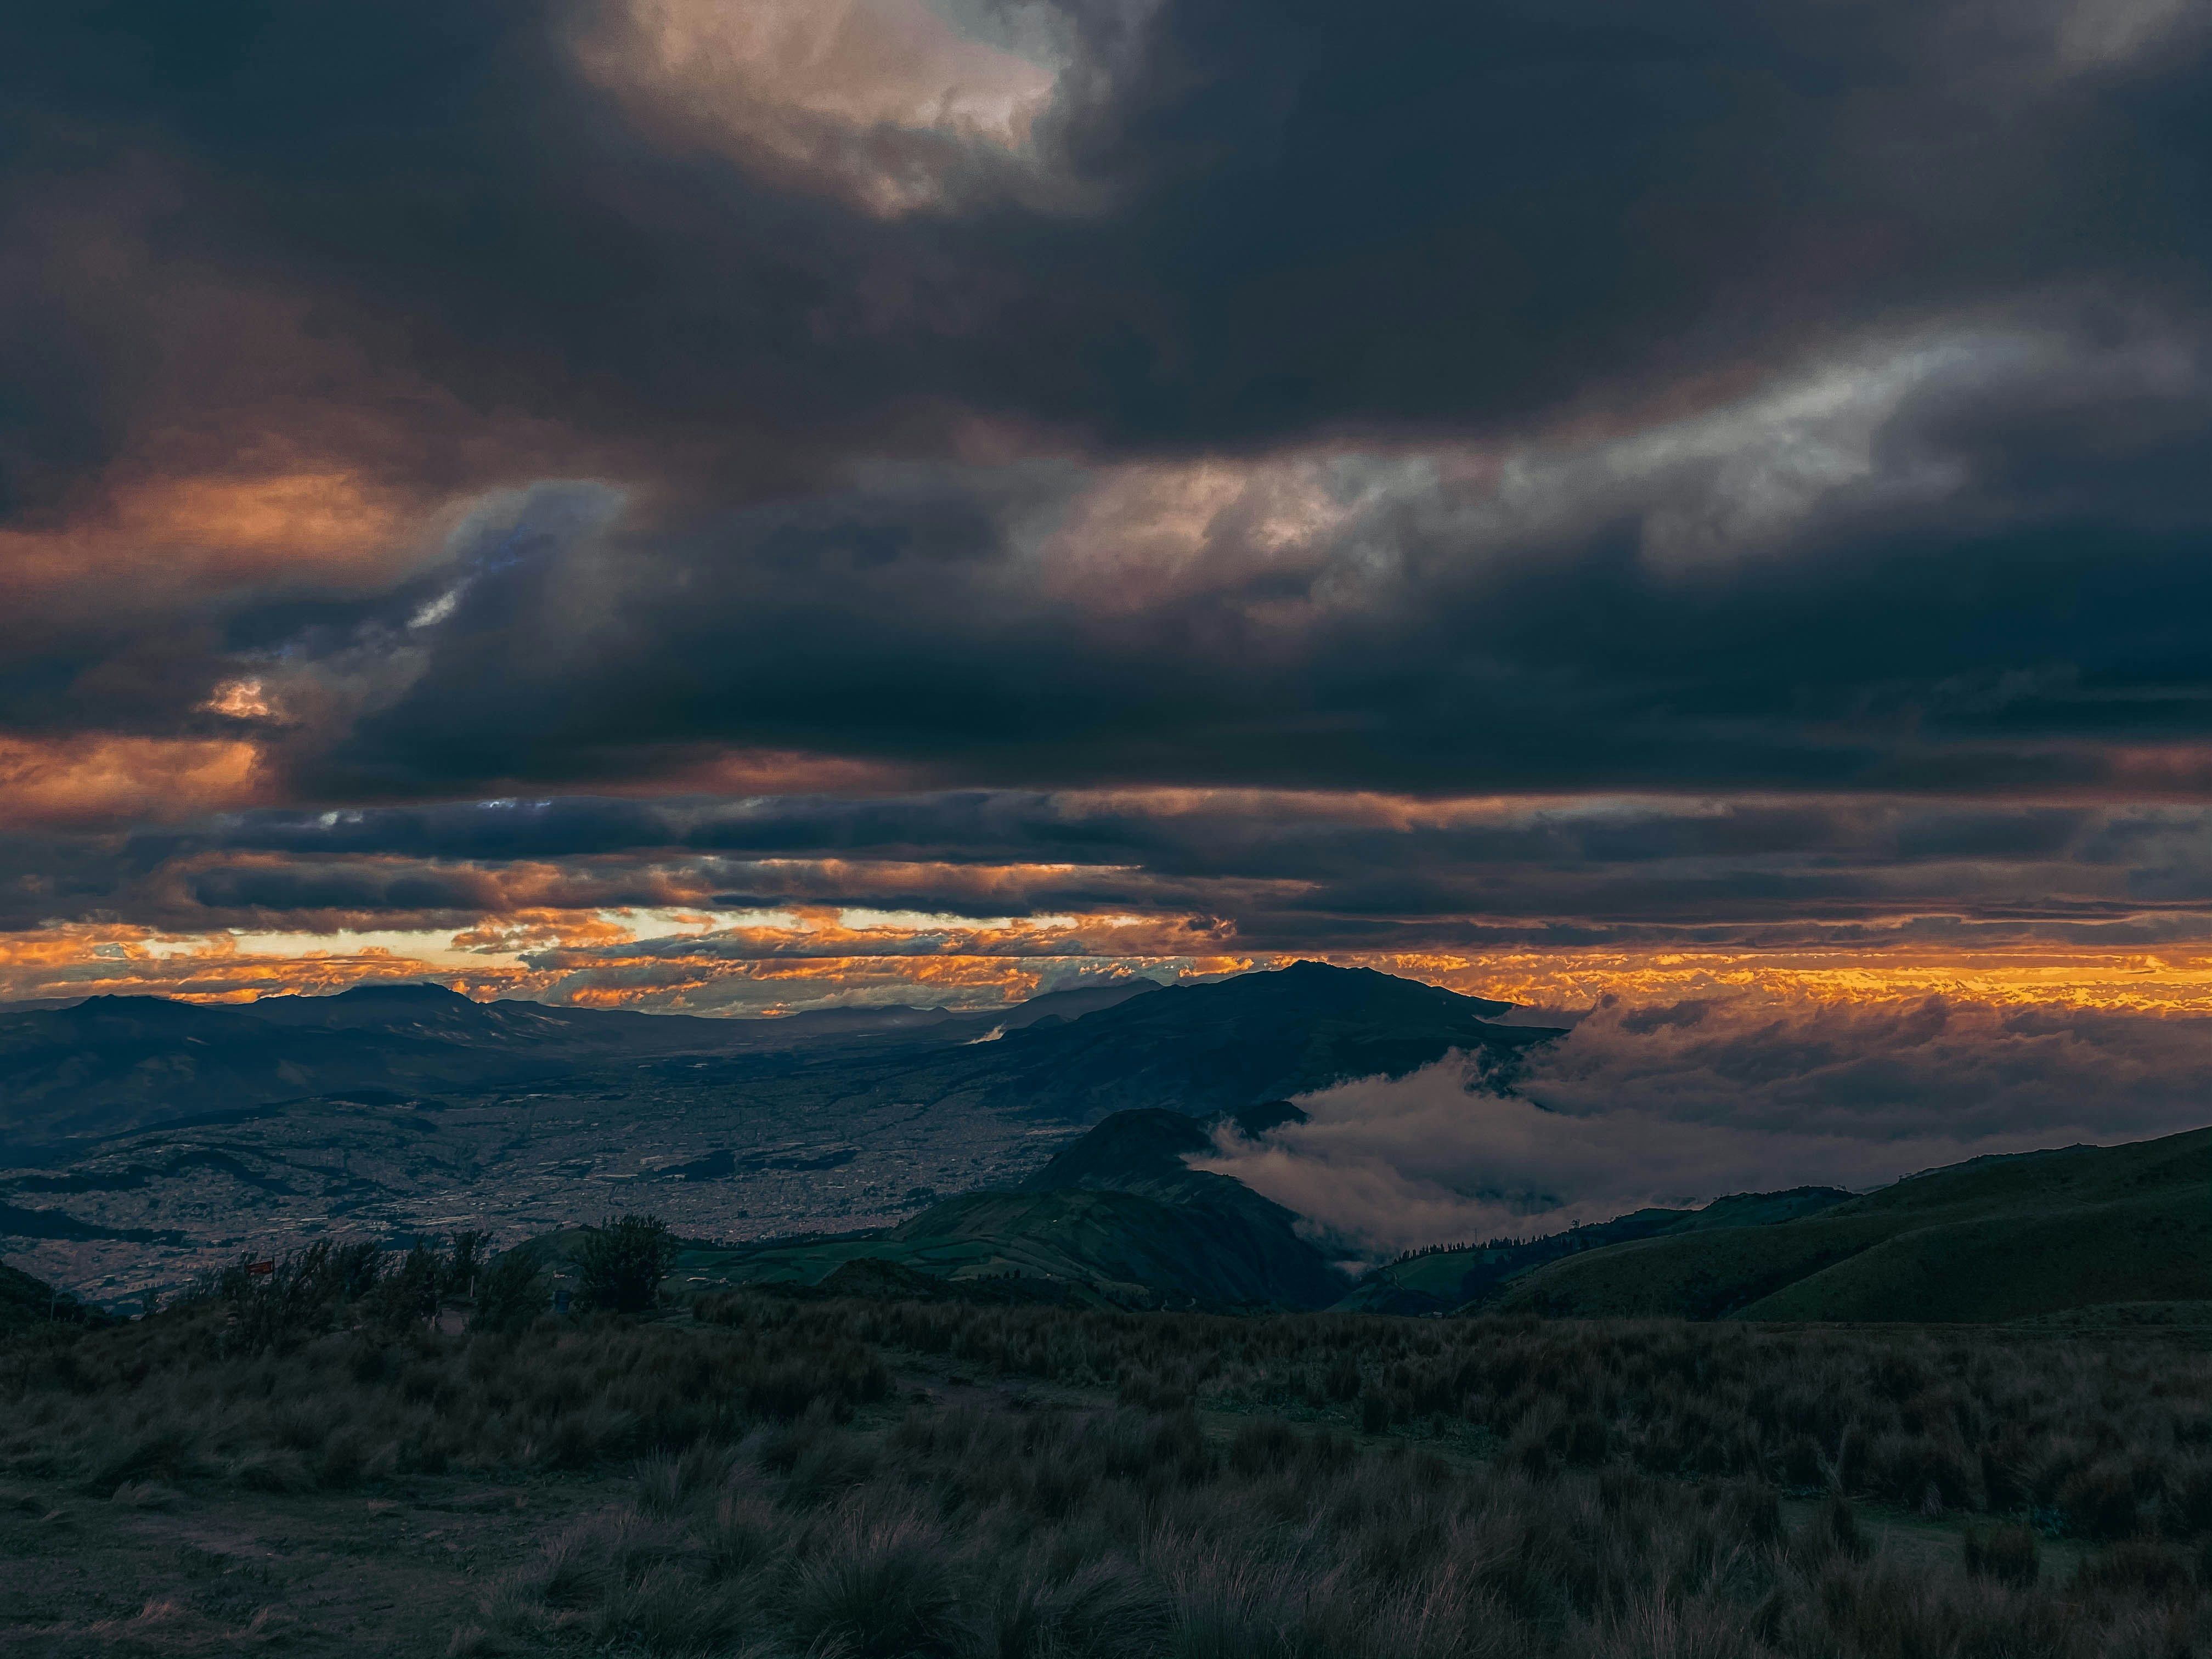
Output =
[{"x1": 5, "y1": 0, "x2": 2212, "y2": 1049}]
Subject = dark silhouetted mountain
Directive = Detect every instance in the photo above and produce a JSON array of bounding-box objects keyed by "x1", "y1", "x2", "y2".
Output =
[
  {"x1": 0, "y1": 983, "x2": 1071, "y2": 1153},
  {"x1": 983, "y1": 979, "x2": 1164, "y2": 1030},
  {"x1": 1485, "y1": 1127, "x2": 2212, "y2": 1322},
  {"x1": 244, "y1": 981, "x2": 964, "y2": 1050},
  {"x1": 0, "y1": 994, "x2": 573, "y2": 1149},
  {"x1": 799, "y1": 961, "x2": 1553, "y2": 1127},
  {"x1": 1, "y1": 962, "x2": 1544, "y2": 1156}
]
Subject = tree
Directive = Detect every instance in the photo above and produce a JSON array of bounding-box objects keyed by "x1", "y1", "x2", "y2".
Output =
[
  {"x1": 575, "y1": 1214, "x2": 680, "y2": 1315},
  {"x1": 364, "y1": 1242, "x2": 442, "y2": 1333},
  {"x1": 472, "y1": 1244, "x2": 549, "y2": 1335},
  {"x1": 444, "y1": 1229, "x2": 492, "y2": 1302}
]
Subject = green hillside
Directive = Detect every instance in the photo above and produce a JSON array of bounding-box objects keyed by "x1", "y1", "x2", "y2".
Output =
[
  {"x1": 1338, "y1": 1186, "x2": 1851, "y2": 1316},
  {"x1": 1487, "y1": 1125, "x2": 2212, "y2": 1322},
  {"x1": 661, "y1": 1105, "x2": 1351, "y2": 1311}
]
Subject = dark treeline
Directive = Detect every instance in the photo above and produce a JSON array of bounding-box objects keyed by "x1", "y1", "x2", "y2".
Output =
[
  {"x1": 8, "y1": 1288, "x2": 2212, "y2": 1655},
  {"x1": 1387, "y1": 1238, "x2": 1528, "y2": 1266},
  {"x1": 168, "y1": 1214, "x2": 680, "y2": 1355}
]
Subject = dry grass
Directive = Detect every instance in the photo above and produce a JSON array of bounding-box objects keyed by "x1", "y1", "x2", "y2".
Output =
[{"x1": 8, "y1": 1290, "x2": 2212, "y2": 1654}]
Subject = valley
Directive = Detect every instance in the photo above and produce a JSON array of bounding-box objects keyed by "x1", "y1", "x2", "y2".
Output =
[{"x1": 0, "y1": 963, "x2": 1551, "y2": 1310}]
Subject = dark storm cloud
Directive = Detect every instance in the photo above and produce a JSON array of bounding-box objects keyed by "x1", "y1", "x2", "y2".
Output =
[
  {"x1": 5, "y1": 0, "x2": 2212, "y2": 952},
  {"x1": 5, "y1": 0, "x2": 2209, "y2": 493},
  {"x1": 286, "y1": 305, "x2": 2212, "y2": 800},
  {"x1": 8, "y1": 791, "x2": 2212, "y2": 966}
]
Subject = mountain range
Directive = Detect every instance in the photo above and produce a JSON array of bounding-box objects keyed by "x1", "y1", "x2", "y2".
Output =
[
  {"x1": 0, "y1": 963, "x2": 1544, "y2": 1158},
  {"x1": 0, "y1": 962, "x2": 1551, "y2": 1307},
  {"x1": 7, "y1": 961, "x2": 2209, "y2": 1327}
]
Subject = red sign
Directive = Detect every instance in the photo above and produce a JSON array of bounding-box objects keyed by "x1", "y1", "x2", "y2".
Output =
[{"x1": 245, "y1": 1260, "x2": 276, "y2": 1276}]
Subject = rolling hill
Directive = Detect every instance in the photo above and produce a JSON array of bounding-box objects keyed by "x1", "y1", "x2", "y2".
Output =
[
  {"x1": 654, "y1": 1102, "x2": 1354, "y2": 1311},
  {"x1": 1485, "y1": 1125, "x2": 2212, "y2": 1322}
]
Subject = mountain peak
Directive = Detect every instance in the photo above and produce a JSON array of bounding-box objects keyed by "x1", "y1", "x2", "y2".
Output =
[{"x1": 323, "y1": 982, "x2": 476, "y2": 1004}]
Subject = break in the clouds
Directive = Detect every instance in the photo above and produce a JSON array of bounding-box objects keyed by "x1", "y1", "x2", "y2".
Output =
[
  {"x1": 3, "y1": 0, "x2": 2212, "y2": 1019},
  {"x1": 1199, "y1": 994, "x2": 2212, "y2": 1259}
]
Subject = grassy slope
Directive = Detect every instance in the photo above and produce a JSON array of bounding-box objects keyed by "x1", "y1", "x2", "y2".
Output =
[
  {"x1": 1341, "y1": 1188, "x2": 1853, "y2": 1316},
  {"x1": 10, "y1": 1296, "x2": 2212, "y2": 1653},
  {"x1": 1489, "y1": 1126, "x2": 2212, "y2": 1322},
  {"x1": 664, "y1": 1104, "x2": 1351, "y2": 1311},
  {"x1": 670, "y1": 1185, "x2": 1339, "y2": 1310}
]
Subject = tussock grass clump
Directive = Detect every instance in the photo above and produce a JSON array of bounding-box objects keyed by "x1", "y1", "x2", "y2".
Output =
[{"x1": 1965, "y1": 1520, "x2": 2041, "y2": 1586}]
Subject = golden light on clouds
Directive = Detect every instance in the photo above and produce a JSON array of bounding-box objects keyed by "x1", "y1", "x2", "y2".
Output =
[
  {"x1": 9, "y1": 900, "x2": 2212, "y2": 1024},
  {"x1": 0, "y1": 470, "x2": 416, "y2": 617},
  {"x1": 1374, "y1": 948, "x2": 2212, "y2": 1018},
  {"x1": 0, "y1": 734, "x2": 269, "y2": 829}
]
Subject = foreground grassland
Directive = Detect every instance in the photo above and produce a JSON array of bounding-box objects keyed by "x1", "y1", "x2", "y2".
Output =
[{"x1": 7, "y1": 1300, "x2": 2212, "y2": 1656}]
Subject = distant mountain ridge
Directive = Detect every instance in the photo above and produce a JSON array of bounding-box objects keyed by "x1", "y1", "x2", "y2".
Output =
[{"x1": 0, "y1": 978, "x2": 1171, "y2": 1153}]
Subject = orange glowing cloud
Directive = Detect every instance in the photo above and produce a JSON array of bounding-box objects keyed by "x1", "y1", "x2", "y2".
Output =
[
  {"x1": 1360, "y1": 947, "x2": 2212, "y2": 1019},
  {"x1": 597, "y1": 748, "x2": 921, "y2": 798},
  {"x1": 0, "y1": 734, "x2": 270, "y2": 829},
  {"x1": 9, "y1": 906, "x2": 2212, "y2": 1024},
  {"x1": 0, "y1": 469, "x2": 420, "y2": 620}
]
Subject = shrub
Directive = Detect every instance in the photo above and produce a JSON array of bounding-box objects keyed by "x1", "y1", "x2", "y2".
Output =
[
  {"x1": 16, "y1": 1290, "x2": 2212, "y2": 1658},
  {"x1": 2072, "y1": 1539, "x2": 2195, "y2": 1601},
  {"x1": 576, "y1": 1214, "x2": 680, "y2": 1316}
]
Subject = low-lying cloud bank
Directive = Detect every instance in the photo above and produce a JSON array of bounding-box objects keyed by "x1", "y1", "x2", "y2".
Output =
[{"x1": 1195, "y1": 994, "x2": 2212, "y2": 1259}]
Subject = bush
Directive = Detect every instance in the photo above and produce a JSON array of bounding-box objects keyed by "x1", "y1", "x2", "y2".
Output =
[{"x1": 576, "y1": 1214, "x2": 680, "y2": 1316}]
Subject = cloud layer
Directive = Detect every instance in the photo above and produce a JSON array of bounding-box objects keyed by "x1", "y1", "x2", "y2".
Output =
[{"x1": 1199, "y1": 994, "x2": 2212, "y2": 1257}]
